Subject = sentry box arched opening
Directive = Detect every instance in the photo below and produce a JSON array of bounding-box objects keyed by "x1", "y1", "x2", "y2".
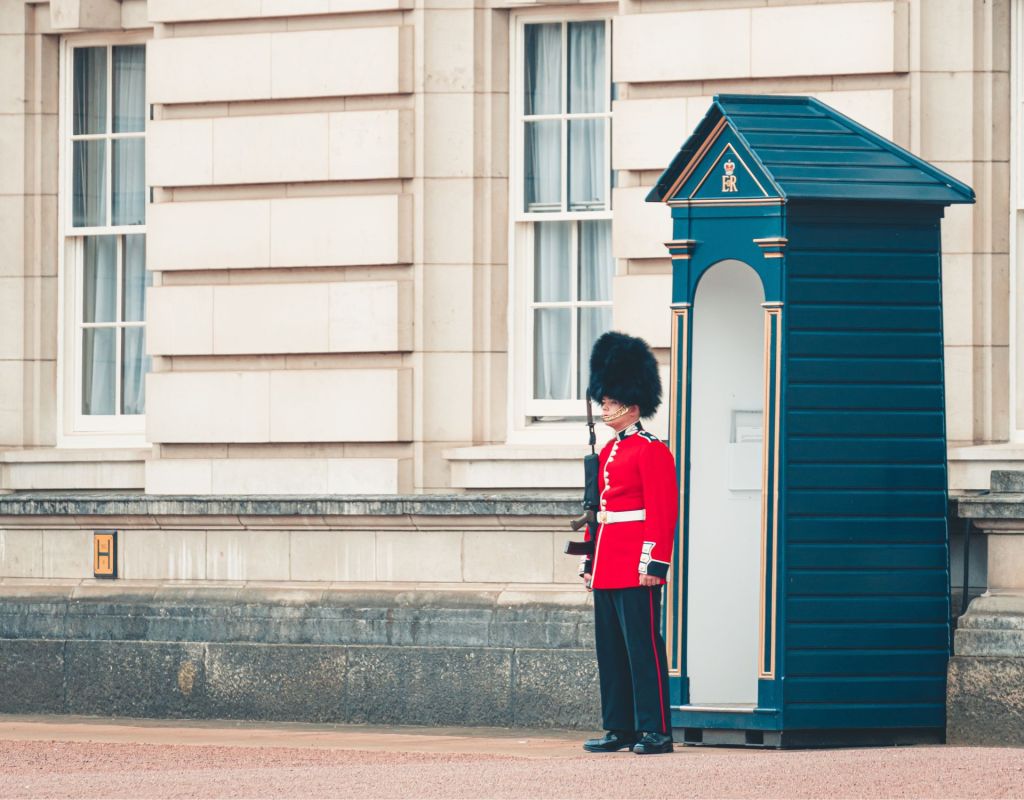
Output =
[{"x1": 647, "y1": 95, "x2": 975, "y2": 747}]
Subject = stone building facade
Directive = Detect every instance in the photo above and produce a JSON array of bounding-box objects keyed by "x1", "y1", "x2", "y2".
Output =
[{"x1": 0, "y1": 0, "x2": 1020, "y2": 734}]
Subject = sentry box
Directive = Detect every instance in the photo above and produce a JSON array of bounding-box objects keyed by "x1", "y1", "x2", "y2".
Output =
[{"x1": 646, "y1": 95, "x2": 975, "y2": 747}]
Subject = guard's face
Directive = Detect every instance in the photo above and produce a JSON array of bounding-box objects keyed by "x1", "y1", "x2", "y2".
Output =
[{"x1": 600, "y1": 397, "x2": 632, "y2": 424}]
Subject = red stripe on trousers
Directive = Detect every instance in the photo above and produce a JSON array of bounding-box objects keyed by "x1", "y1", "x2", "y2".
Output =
[{"x1": 648, "y1": 588, "x2": 667, "y2": 734}]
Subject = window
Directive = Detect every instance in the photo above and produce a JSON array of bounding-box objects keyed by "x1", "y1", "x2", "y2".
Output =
[
  {"x1": 514, "y1": 17, "x2": 613, "y2": 425},
  {"x1": 61, "y1": 40, "x2": 149, "y2": 438}
]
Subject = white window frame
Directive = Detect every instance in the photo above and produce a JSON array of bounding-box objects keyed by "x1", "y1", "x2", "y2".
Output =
[
  {"x1": 508, "y1": 9, "x2": 615, "y2": 443},
  {"x1": 57, "y1": 32, "x2": 150, "y2": 447}
]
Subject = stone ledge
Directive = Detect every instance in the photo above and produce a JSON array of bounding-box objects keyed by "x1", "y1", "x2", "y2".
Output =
[
  {"x1": 0, "y1": 493, "x2": 580, "y2": 519},
  {"x1": 0, "y1": 581, "x2": 594, "y2": 650}
]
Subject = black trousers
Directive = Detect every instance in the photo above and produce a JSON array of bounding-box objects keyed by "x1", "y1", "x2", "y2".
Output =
[{"x1": 593, "y1": 586, "x2": 672, "y2": 735}]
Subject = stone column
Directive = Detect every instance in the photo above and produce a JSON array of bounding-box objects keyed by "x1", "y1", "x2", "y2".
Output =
[{"x1": 951, "y1": 470, "x2": 1024, "y2": 745}]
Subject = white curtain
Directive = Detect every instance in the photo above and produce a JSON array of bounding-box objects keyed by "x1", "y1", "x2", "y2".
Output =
[
  {"x1": 72, "y1": 48, "x2": 107, "y2": 227},
  {"x1": 578, "y1": 220, "x2": 613, "y2": 395},
  {"x1": 524, "y1": 24, "x2": 561, "y2": 211},
  {"x1": 534, "y1": 222, "x2": 572, "y2": 399},
  {"x1": 113, "y1": 46, "x2": 146, "y2": 226},
  {"x1": 82, "y1": 236, "x2": 117, "y2": 415},
  {"x1": 121, "y1": 235, "x2": 149, "y2": 415},
  {"x1": 568, "y1": 21, "x2": 605, "y2": 211}
]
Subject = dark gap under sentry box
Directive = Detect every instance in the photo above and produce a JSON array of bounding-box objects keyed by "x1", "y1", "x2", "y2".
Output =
[{"x1": 93, "y1": 530, "x2": 117, "y2": 579}]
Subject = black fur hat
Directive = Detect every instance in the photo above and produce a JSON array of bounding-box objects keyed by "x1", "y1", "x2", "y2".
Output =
[{"x1": 587, "y1": 331, "x2": 662, "y2": 418}]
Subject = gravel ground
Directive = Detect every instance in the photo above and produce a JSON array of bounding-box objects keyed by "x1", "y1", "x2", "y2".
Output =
[{"x1": 0, "y1": 717, "x2": 1022, "y2": 800}]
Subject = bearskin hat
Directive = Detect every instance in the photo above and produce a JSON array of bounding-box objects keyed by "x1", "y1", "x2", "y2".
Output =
[{"x1": 587, "y1": 331, "x2": 662, "y2": 418}]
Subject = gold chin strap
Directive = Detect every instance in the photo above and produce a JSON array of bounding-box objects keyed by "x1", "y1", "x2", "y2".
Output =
[{"x1": 602, "y1": 404, "x2": 631, "y2": 423}]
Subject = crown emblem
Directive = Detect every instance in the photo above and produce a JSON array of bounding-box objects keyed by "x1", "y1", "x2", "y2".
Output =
[{"x1": 724, "y1": 159, "x2": 735, "y2": 175}]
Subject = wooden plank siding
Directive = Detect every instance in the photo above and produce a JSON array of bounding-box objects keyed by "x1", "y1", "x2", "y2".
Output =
[{"x1": 780, "y1": 204, "x2": 951, "y2": 731}]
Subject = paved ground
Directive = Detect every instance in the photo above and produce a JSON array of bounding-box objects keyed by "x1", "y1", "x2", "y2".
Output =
[{"x1": 1, "y1": 715, "x2": 1022, "y2": 799}]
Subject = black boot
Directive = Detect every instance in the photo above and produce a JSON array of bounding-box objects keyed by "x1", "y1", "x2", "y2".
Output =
[
  {"x1": 582, "y1": 730, "x2": 637, "y2": 753},
  {"x1": 633, "y1": 731, "x2": 674, "y2": 754}
]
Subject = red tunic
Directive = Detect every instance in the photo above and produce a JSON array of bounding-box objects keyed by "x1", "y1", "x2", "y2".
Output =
[{"x1": 586, "y1": 422, "x2": 679, "y2": 590}]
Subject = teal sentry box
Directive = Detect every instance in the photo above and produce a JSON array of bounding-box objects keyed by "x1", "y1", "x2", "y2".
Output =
[{"x1": 646, "y1": 95, "x2": 975, "y2": 747}]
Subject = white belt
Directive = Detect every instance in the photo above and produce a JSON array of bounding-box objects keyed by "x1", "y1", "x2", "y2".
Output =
[{"x1": 597, "y1": 509, "x2": 646, "y2": 524}]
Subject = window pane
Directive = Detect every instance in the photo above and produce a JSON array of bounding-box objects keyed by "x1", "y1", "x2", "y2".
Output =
[
  {"x1": 568, "y1": 119, "x2": 605, "y2": 211},
  {"x1": 579, "y1": 220, "x2": 613, "y2": 301},
  {"x1": 73, "y1": 140, "x2": 107, "y2": 227},
  {"x1": 524, "y1": 23, "x2": 561, "y2": 116},
  {"x1": 524, "y1": 120, "x2": 560, "y2": 212},
  {"x1": 534, "y1": 308, "x2": 572, "y2": 400},
  {"x1": 113, "y1": 139, "x2": 146, "y2": 226},
  {"x1": 579, "y1": 306, "x2": 612, "y2": 398},
  {"x1": 568, "y1": 21, "x2": 605, "y2": 114},
  {"x1": 83, "y1": 236, "x2": 117, "y2": 323},
  {"x1": 82, "y1": 328, "x2": 116, "y2": 415},
  {"x1": 122, "y1": 234, "x2": 148, "y2": 322},
  {"x1": 73, "y1": 47, "x2": 107, "y2": 135},
  {"x1": 121, "y1": 328, "x2": 150, "y2": 415},
  {"x1": 113, "y1": 45, "x2": 146, "y2": 133},
  {"x1": 534, "y1": 222, "x2": 571, "y2": 302}
]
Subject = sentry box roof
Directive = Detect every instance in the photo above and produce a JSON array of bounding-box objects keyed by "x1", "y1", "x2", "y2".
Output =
[{"x1": 647, "y1": 94, "x2": 975, "y2": 207}]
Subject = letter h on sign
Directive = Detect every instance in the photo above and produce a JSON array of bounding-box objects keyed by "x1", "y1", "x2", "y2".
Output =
[{"x1": 93, "y1": 530, "x2": 117, "y2": 578}]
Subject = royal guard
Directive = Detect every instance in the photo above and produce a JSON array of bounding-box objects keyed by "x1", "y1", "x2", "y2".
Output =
[{"x1": 578, "y1": 331, "x2": 678, "y2": 755}]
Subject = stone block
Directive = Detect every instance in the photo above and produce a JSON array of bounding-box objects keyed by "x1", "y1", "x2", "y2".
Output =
[
  {"x1": 512, "y1": 649, "x2": 600, "y2": 729},
  {"x1": 612, "y1": 98, "x2": 688, "y2": 172},
  {"x1": 750, "y1": 1, "x2": 904, "y2": 78},
  {"x1": 421, "y1": 351, "x2": 474, "y2": 442},
  {"x1": 214, "y1": 283, "x2": 328, "y2": 355},
  {"x1": 290, "y1": 530, "x2": 376, "y2": 582},
  {"x1": 149, "y1": 200, "x2": 270, "y2": 271},
  {"x1": 423, "y1": 9, "x2": 475, "y2": 92},
  {"x1": 41, "y1": 529, "x2": 91, "y2": 579},
  {"x1": 613, "y1": 8, "x2": 750, "y2": 84},
  {"x1": 421, "y1": 264, "x2": 474, "y2": 352},
  {"x1": 919, "y1": 72, "x2": 975, "y2": 163},
  {"x1": 121, "y1": 529, "x2": 206, "y2": 581},
  {"x1": 65, "y1": 640, "x2": 208, "y2": 718},
  {"x1": 463, "y1": 530, "x2": 553, "y2": 584},
  {"x1": 0, "y1": 34, "x2": 25, "y2": 114},
  {"x1": 147, "y1": 119, "x2": 213, "y2": 187},
  {"x1": 0, "y1": 277, "x2": 24, "y2": 359},
  {"x1": 343, "y1": 646, "x2": 513, "y2": 726},
  {"x1": 207, "y1": 530, "x2": 290, "y2": 582},
  {"x1": 147, "y1": 372, "x2": 271, "y2": 444},
  {"x1": 147, "y1": 286, "x2": 214, "y2": 355},
  {"x1": 270, "y1": 195, "x2": 411, "y2": 268},
  {"x1": 211, "y1": 458, "x2": 327, "y2": 494},
  {"x1": 145, "y1": 458, "x2": 213, "y2": 495},
  {"x1": 613, "y1": 186, "x2": 672, "y2": 260},
  {"x1": 148, "y1": 34, "x2": 272, "y2": 104},
  {"x1": 988, "y1": 535, "x2": 1024, "y2": 593},
  {"x1": 612, "y1": 274, "x2": 673, "y2": 349},
  {"x1": 812, "y1": 90, "x2": 895, "y2": 140},
  {"x1": 146, "y1": 0, "x2": 260, "y2": 22},
  {"x1": 0, "y1": 196, "x2": 24, "y2": 277},
  {"x1": 920, "y1": 0, "x2": 974, "y2": 72},
  {"x1": 271, "y1": 27, "x2": 410, "y2": 99},
  {"x1": 423, "y1": 92, "x2": 474, "y2": 178},
  {"x1": 328, "y1": 109, "x2": 412, "y2": 181},
  {"x1": 328, "y1": 280, "x2": 409, "y2": 353},
  {"x1": 214, "y1": 114, "x2": 328, "y2": 185},
  {"x1": 0, "y1": 529, "x2": 43, "y2": 577},
  {"x1": 0, "y1": 114, "x2": 25, "y2": 194},
  {"x1": 326, "y1": 458, "x2": 400, "y2": 493},
  {"x1": 0, "y1": 639, "x2": 66, "y2": 713},
  {"x1": 205, "y1": 643, "x2": 347, "y2": 722},
  {"x1": 376, "y1": 531, "x2": 462, "y2": 582},
  {"x1": 423, "y1": 179, "x2": 474, "y2": 264},
  {"x1": 948, "y1": 655, "x2": 1024, "y2": 745},
  {"x1": 269, "y1": 369, "x2": 411, "y2": 442}
]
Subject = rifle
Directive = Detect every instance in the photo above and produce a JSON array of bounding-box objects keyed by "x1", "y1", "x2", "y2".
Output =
[{"x1": 565, "y1": 394, "x2": 598, "y2": 574}]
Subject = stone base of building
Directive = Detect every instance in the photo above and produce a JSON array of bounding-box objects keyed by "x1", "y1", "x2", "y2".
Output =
[
  {"x1": 947, "y1": 595, "x2": 1024, "y2": 746},
  {"x1": 0, "y1": 583, "x2": 601, "y2": 730}
]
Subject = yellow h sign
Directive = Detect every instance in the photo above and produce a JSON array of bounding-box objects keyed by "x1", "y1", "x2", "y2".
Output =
[{"x1": 93, "y1": 531, "x2": 117, "y2": 578}]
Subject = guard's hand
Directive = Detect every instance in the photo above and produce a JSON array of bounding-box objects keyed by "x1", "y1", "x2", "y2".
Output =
[
  {"x1": 583, "y1": 573, "x2": 593, "y2": 592},
  {"x1": 638, "y1": 574, "x2": 660, "y2": 587}
]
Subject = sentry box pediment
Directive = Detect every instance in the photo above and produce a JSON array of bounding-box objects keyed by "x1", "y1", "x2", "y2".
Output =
[{"x1": 647, "y1": 95, "x2": 974, "y2": 748}]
